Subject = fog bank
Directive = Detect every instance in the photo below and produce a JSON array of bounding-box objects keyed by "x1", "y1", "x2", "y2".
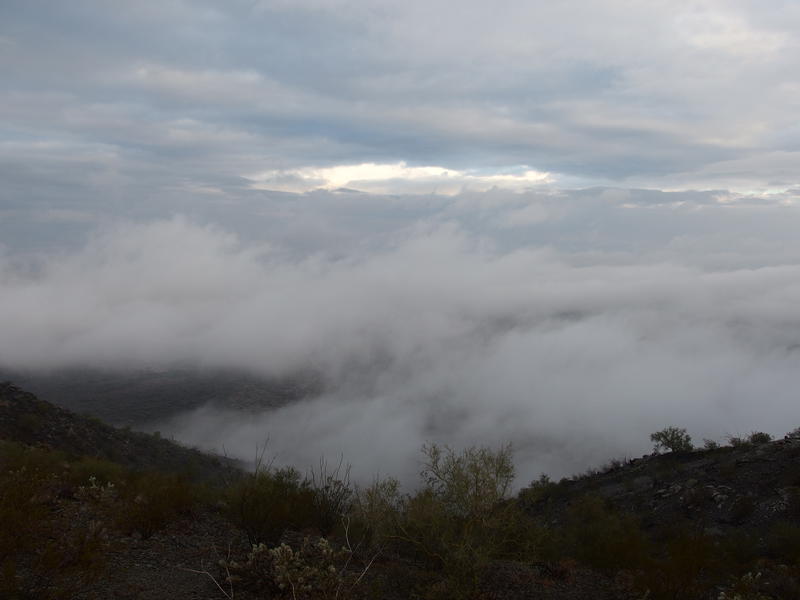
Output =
[{"x1": 2, "y1": 189, "x2": 800, "y2": 483}]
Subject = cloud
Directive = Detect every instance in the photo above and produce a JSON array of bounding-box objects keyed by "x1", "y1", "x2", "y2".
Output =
[
  {"x1": 2, "y1": 0, "x2": 799, "y2": 194},
  {"x1": 4, "y1": 0, "x2": 800, "y2": 484},
  {"x1": 3, "y1": 190, "x2": 800, "y2": 484}
]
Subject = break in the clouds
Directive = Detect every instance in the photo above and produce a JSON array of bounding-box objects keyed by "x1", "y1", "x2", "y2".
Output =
[
  {"x1": 2, "y1": 0, "x2": 800, "y2": 202},
  {"x1": 3, "y1": 189, "x2": 800, "y2": 483}
]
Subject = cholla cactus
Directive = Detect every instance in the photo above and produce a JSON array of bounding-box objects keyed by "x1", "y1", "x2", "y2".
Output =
[
  {"x1": 717, "y1": 572, "x2": 769, "y2": 600},
  {"x1": 223, "y1": 537, "x2": 351, "y2": 599}
]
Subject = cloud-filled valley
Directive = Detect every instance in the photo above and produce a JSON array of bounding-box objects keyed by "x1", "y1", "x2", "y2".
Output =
[
  {"x1": 2, "y1": 188, "x2": 800, "y2": 484},
  {"x1": 3, "y1": 0, "x2": 800, "y2": 487}
]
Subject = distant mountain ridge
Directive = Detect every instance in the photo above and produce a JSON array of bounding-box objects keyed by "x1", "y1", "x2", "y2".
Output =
[{"x1": 0, "y1": 366, "x2": 319, "y2": 426}]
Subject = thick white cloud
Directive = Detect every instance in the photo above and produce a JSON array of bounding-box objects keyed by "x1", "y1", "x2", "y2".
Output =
[{"x1": 3, "y1": 190, "x2": 800, "y2": 483}]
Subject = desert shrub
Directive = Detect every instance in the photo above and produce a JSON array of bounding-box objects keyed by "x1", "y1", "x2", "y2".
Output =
[
  {"x1": 116, "y1": 471, "x2": 195, "y2": 538},
  {"x1": 0, "y1": 466, "x2": 51, "y2": 565},
  {"x1": 223, "y1": 536, "x2": 361, "y2": 599},
  {"x1": 227, "y1": 467, "x2": 317, "y2": 545},
  {"x1": 420, "y1": 442, "x2": 514, "y2": 517},
  {"x1": 728, "y1": 435, "x2": 751, "y2": 448},
  {"x1": 717, "y1": 571, "x2": 770, "y2": 600},
  {"x1": 748, "y1": 431, "x2": 772, "y2": 445},
  {"x1": 517, "y1": 474, "x2": 570, "y2": 510},
  {"x1": 0, "y1": 440, "x2": 67, "y2": 474},
  {"x1": 553, "y1": 495, "x2": 649, "y2": 571},
  {"x1": 0, "y1": 452, "x2": 109, "y2": 599},
  {"x1": 350, "y1": 476, "x2": 402, "y2": 551},
  {"x1": 650, "y1": 427, "x2": 693, "y2": 453},
  {"x1": 634, "y1": 529, "x2": 718, "y2": 600},
  {"x1": 389, "y1": 443, "x2": 536, "y2": 598},
  {"x1": 69, "y1": 456, "x2": 127, "y2": 487},
  {"x1": 309, "y1": 457, "x2": 353, "y2": 536}
]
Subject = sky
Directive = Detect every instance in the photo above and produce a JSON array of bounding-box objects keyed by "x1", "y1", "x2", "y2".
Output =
[{"x1": 1, "y1": 1, "x2": 800, "y2": 483}]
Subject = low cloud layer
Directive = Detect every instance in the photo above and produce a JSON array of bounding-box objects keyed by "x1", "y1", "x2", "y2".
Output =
[{"x1": 2, "y1": 189, "x2": 800, "y2": 483}]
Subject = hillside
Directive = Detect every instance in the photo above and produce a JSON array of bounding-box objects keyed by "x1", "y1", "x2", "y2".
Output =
[
  {"x1": 2, "y1": 383, "x2": 800, "y2": 599},
  {"x1": 0, "y1": 367, "x2": 317, "y2": 426},
  {"x1": 0, "y1": 381, "x2": 242, "y2": 483}
]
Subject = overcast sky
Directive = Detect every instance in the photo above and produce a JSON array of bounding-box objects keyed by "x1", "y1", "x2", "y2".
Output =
[
  {"x1": 2, "y1": 1, "x2": 800, "y2": 482},
  {"x1": 2, "y1": 0, "x2": 799, "y2": 209}
]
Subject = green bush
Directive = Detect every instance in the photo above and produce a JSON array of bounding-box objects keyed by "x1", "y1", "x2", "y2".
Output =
[
  {"x1": 650, "y1": 426, "x2": 693, "y2": 453},
  {"x1": 748, "y1": 431, "x2": 772, "y2": 445},
  {"x1": 518, "y1": 473, "x2": 570, "y2": 509},
  {"x1": 729, "y1": 435, "x2": 751, "y2": 448},
  {"x1": 634, "y1": 530, "x2": 718, "y2": 600},
  {"x1": 116, "y1": 471, "x2": 195, "y2": 538},
  {"x1": 390, "y1": 443, "x2": 533, "y2": 598},
  {"x1": 227, "y1": 467, "x2": 317, "y2": 545},
  {"x1": 552, "y1": 495, "x2": 649, "y2": 571},
  {"x1": 350, "y1": 476, "x2": 402, "y2": 551},
  {"x1": 0, "y1": 448, "x2": 109, "y2": 599}
]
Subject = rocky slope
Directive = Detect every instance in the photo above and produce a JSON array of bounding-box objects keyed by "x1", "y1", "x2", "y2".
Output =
[
  {"x1": 0, "y1": 381, "x2": 242, "y2": 483},
  {"x1": 522, "y1": 434, "x2": 800, "y2": 538},
  {"x1": 3, "y1": 382, "x2": 800, "y2": 599}
]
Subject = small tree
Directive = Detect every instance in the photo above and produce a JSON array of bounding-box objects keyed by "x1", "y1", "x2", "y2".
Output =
[
  {"x1": 392, "y1": 443, "x2": 528, "y2": 598},
  {"x1": 650, "y1": 427, "x2": 693, "y2": 453}
]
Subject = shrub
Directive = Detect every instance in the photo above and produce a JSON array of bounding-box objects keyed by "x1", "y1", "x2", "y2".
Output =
[
  {"x1": 350, "y1": 476, "x2": 401, "y2": 551},
  {"x1": 650, "y1": 427, "x2": 693, "y2": 453},
  {"x1": 728, "y1": 435, "x2": 750, "y2": 448},
  {"x1": 116, "y1": 471, "x2": 195, "y2": 538},
  {"x1": 634, "y1": 530, "x2": 718, "y2": 600},
  {"x1": 308, "y1": 457, "x2": 353, "y2": 536},
  {"x1": 518, "y1": 474, "x2": 570, "y2": 510},
  {"x1": 554, "y1": 495, "x2": 649, "y2": 571},
  {"x1": 223, "y1": 537, "x2": 360, "y2": 599},
  {"x1": 390, "y1": 443, "x2": 533, "y2": 598},
  {"x1": 0, "y1": 451, "x2": 109, "y2": 598},
  {"x1": 748, "y1": 431, "x2": 772, "y2": 445},
  {"x1": 227, "y1": 467, "x2": 317, "y2": 545},
  {"x1": 420, "y1": 442, "x2": 514, "y2": 518},
  {"x1": 703, "y1": 438, "x2": 720, "y2": 450}
]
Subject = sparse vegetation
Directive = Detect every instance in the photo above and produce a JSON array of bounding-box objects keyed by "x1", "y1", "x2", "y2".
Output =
[{"x1": 4, "y1": 384, "x2": 800, "y2": 598}]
